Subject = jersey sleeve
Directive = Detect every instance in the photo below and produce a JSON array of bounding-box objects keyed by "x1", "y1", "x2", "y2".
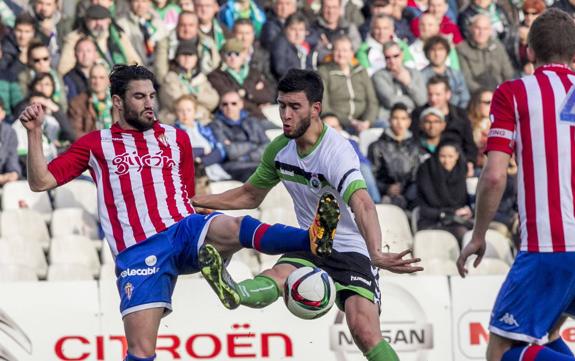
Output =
[
  {"x1": 176, "y1": 128, "x2": 195, "y2": 197},
  {"x1": 326, "y1": 137, "x2": 367, "y2": 205},
  {"x1": 485, "y1": 81, "x2": 517, "y2": 155},
  {"x1": 47, "y1": 133, "x2": 93, "y2": 185},
  {"x1": 247, "y1": 136, "x2": 288, "y2": 189}
]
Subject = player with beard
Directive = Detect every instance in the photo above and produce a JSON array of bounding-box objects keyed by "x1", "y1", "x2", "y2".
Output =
[
  {"x1": 193, "y1": 69, "x2": 423, "y2": 361},
  {"x1": 17, "y1": 64, "x2": 341, "y2": 361}
]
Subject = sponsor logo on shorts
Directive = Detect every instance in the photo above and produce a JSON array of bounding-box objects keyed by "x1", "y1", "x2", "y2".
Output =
[
  {"x1": 499, "y1": 313, "x2": 519, "y2": 327},
  {"x1": 350, "y1": 275, "x2": 371, "y2": 287},
  {"x1": 125, "y1": 283, "x2": 134, "y2": 300},
  {"x1": 145, "y1": 255, "x2": 157, "y2": 267},
  {"x1": 120, "y1": 267, "x2": 160, "y2": 278}
]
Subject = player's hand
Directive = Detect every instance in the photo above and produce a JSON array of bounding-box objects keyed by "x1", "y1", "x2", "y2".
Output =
[
  {"x1": 456, "y1": 234, "x2": 486, "y2": 278},
  {"x1": 18, "y1": 103, "x2": 45, "y2": 131},
  {"x1": 371, "y1": 249, "x2": 423, "y2": 274}
]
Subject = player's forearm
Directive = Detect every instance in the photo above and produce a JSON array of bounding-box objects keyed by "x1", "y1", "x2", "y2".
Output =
[
  {"x1": 193, "y1": 186, "x2": 261, "y2": 210},
  {"x1": 472, "y1": 169, "x2": 507, "y2": 239},
  {"x1": 26, "y1": 129, "x2": 57, "y2": 192},
  {"x1": 351, "y1": 191, "x2": 383, "y2": 256}
]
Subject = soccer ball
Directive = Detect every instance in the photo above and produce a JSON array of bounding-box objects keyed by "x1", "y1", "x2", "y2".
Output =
[{"x1": 283, "y1": 267, "x2": 336, "y2": 320}]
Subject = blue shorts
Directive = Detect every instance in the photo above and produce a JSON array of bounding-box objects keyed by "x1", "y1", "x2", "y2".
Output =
[
  {"x1": 115, "y1": 212, "x2": 221, "y2": 318},
  {"x1": 489, "y1": 251, "x2": 575, "y2": 343}
]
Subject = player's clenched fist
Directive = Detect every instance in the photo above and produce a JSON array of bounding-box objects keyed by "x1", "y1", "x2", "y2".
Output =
[{"x1": 18, "y1": 103, "x2": 45, "y2": 131}]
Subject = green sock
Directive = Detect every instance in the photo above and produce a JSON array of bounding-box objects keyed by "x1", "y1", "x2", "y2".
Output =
[
  {"x1": 237, "y1": 275, "x2": 280, "y2": 308},
  {"x1": 364, "y1": 340, "x2": 399, "y2": 361}
]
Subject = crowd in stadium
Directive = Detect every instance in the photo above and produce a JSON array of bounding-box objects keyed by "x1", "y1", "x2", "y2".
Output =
[{"x1": 0, "y1": 0, "x2": 554, "y2": 247}]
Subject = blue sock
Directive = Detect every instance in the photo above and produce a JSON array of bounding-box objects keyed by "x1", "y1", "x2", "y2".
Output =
[
  {"x1": 238, "y1": 216, "x2": 310, "y2": 254},
  {"x1": 547, "y1": 337, "x2": 575, "y2": 356},
  {"x1": 503, "y1": 345, "x2": 575, "y2": 361},
  {"x1": 124, "y1": 353, "x2": 156, "y2": 361}
]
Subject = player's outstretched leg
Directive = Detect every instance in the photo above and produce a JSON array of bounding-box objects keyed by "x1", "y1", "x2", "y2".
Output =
[
  {"x1": 198, "y1": 244, "x2": 241, "y2": 309},
  {"x1": 309, "y1": 192, "x2": 340, "y2": 257}
]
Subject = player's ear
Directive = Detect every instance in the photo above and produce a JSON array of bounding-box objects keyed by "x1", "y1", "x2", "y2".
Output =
[
  {"x1": 112, "y1": 94, "x2": 123, "y2": 112},
  {"x1": 311, "y1": 101, "x2": 321, "y2": 117}
]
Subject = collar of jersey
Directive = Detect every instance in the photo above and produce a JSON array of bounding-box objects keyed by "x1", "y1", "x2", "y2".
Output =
[
  {"x1": 297, "y1": 123, "x2": 328, "y2": 159},
  {"x1": 110, "y1": 121, "x2": 160, "y2": 134},
  {"x1": 535, "y1": 64, "x2": 575, "y2": 75}
]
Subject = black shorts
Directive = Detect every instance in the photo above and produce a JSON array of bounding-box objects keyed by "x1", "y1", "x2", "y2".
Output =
[{"x1": 277, "y1": 250, "x2": 381, "y2": 311}]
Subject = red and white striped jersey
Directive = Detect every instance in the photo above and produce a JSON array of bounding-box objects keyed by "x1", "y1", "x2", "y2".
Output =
[
  {"x1": 48, "y1": 121, "x2": 196, "y2": 255},
  {"x1": 486, "y1": 64, "x2": 575, "y2": 252}
]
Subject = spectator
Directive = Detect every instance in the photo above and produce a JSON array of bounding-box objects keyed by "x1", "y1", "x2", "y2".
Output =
[
  {"x1": 408, "y1": 12, "x2": 460, "y2": 70},
  {"x1": 174, "y1": 94, "x2": 230, "y2": 186},
  {"x1": 18, "y1": 42, "x2": 67, "y2": 111},
  {"x1": 154, "y1": 0, "x2": 181, "y2": 32},
  {"x1": 233, "y1": 19, "x2": 275, "y2": 87},
  {"x1": 0, "y1": 47, "x2": 24, "y2": 118},
  {"x1": 270, "y1": 12, "x2": 317, "y2": 81},
  {"x1": 412, "y1": 75, "x2": 477, "y2": 175},
  {"x1": 411, "y1": 0, "x2": 462, "y2": 44},
  {"x1": 418, "y1": 106, "x2": 446, "y2": 160},
  {"x1": 178, "y1": 0, "x2": 195, "y2": 12},
  {"x1": 58, "y1": 5, "x2": 142, "y2": 75},
  {"x1": 323, "y1": 112, "x2": 382, "y2": 203},
  {"x1": 312, "y1": 0, "x2": 361, "y2": 62},
  {"x1": 456, "y1": 14, "x2": 515, "y2": 93},
  {"x1": 491, "y1": 155, "x2": 518, "y2": 238},
  {"x1": 368, "y1": 103, "x2": 420, "y2": 209},
  {"x1": 390, "y1": 0, "x2": 415, "y2": 43},
  {"x1": 552, "y1": 0, "x2": 575, "y2": 16},
  {"x1": 208, "y1": 38, "x2": 275, "y2": 119},
  {"x1": 0, "y1": 0, "x2": 21, "y2": 28},
  {"x1": 194, "y1": 0, "x2": 228, "y2": 51},
  {"x1": 30, "y1": 0, "x2": 73, "y2": 65},
  {"x1": 260, "y1": 0, "x2": 297, "y2": 49},
  {"x1": 154, "y1": 11, "x2": 221, "y2": 79},
  {"x1": 458, "y1": 0, "x2": 510, "y2": 42},
  {"x1": 466, "y1": 88, "x2": 492, "y2": 168},
  {"x1": 63, "y1": 36, "x2": 98, "y2": 101},
  {"x1": 0, "y1": 99, "x2": 21, "y2": 185},
  {"x1": 117, "y1": 0, "x2": 168, "y2": 67},
  {"x1": 372, "y1": 40, "x2": 427, "y2": 121},
  {"x1": 356, "y1": 14, "x2": 413, "y2": 76},
  {"x1": 2, "y1": 12, "x2": 37, "y2": 75},
  {"x1": 67, "y1": 63, "x2": 113, "y2": 137},
  {"x1": 218, "y1": 0, "x2": 266, "y2": 37},
  {"x1": 318, "y1": 35, "x2": 378, "y2": 133},
  {"x1": 421, "y1": 35, "x2": 469, "y2": 108},
  {"x1": 160, "y1": 40, "x2": 219, "y2": 123},
  {"x1": 416, "y1": 141, "x2": 473, "y2": 242},
  {"x1": 506, "y1": 0, "x2": 545, "y2": 73},
  {"x1": 358, "y1": 0, "x2": 393, "y2": 40},
  {"x1": 209, "y1": 91, "x2": 269, "y2": 182}
]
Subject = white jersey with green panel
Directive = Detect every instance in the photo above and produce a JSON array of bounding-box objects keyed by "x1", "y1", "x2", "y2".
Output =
[{"x1": 248, "y1": 124, "x2": 369, "y2": 257}]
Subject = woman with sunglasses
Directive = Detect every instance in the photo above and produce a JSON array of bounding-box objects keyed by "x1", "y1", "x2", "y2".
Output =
[{"x1": 505, "y1": 0, "x2": 545, "y2": 74}]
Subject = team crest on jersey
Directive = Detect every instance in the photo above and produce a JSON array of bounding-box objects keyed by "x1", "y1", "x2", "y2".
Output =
[
  {"x1": 125, "y1": 282, "x2": 134, "y2": 300},
  {"x1": 309, "y1": 174, "x2": 321, "y2": 191}
]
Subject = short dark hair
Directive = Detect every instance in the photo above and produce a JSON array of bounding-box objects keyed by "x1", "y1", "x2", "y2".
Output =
[
  {"x1": 390, "y1": 102, "x2": 410, "y2": 117},
  {"x1": 528, "y1": 8, "x2": 575, "y2": 64},
  {"x1": 233, "y1": 18, "x2": 254, "y2": 30},
  {"x1": 27, "y1": 41, "x2": 49, "y2": 64},
  {"x1": 278, "y1": 69, "x2": 323, "y2": 104},
  {"x1": 15, "y1": 12, "x2": 36, "y2": 28},
  {"x1": 427, "y1": 74, "x2": 451, "y2": 91},
  {"x1": 423, "y1": 35, "x2": 450, "y2": 58},
  {"x1": 29, "y1": 72, "x2": 55, "y2": 95},
  {"x1": 285, "y1": 12, "x2": 308, "y2": 29},
  {"x1": 109, "y1": 64, "x2": 159, "y2": 99}
]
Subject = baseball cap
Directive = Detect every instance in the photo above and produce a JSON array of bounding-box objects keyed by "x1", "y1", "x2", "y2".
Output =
[
  {"x1": 419, "y1": 107, "x2": 445, "y2": 123},
  {"x1": 222, "y1": 38, "x2": 245, "y2": 54},
  {"x1": 175, "y1": 40, "x2": 198, "y2": 56},
  {"x1": 85, "y1": 5, "x2": 112, "y2": 20}
]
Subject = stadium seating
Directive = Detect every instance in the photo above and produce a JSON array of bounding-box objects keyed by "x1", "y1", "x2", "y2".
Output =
[
  {"x1": 376, "y1": 204, "x2": 413, "y2": 248},
  {"x1": 358, "y1": 128, "x2": 384, "y2": 155},
  {"x1": 208, "y1": 180, "x2": 244, "y2": 194},
  {"x1": 98, "y1": 263, "x2": 117, "y2": 281},
  {"x1": 52, "y1": 179, "x2": 98, "y2": 219},
  {"x1": 227, "y1": 260, "x2": 255, "y2": 279},
  {"x1": 414, "y1": 230, "x2": 460, "y2": 261},
  {"x1": 0, "y1": 264, "x2": 38, "y2": 282},
  {"x1": 260, "y1": 207, "x2": 298, "y2": 227},
  {"x1": 0, "y1": 239, "x2": 48, "y2": 279},
  {"x1": 466, "y1": 258, "x2": 510, "y2": 276},
  {"x1": 1, "y1": 209, "x2": 51, "y2": 251},
  {"x1": 462, "y1": 230, "x2": 514, "y2": 265},
  {"x1": 261, "y1": 104, "x2": 282, "y2": 127},
  {"x1": 265, "y1": 128, "x2": 284, "y2": 141},
  {"x1": 51, "y1": 208, "x2": 100, "y2": 241},
  {"x1": 1, "y1": 181, "x2": 53, "y2": 222},
  {"x1": 47, "y1": 264, "x2": 94, "y2": 281},
  {"x1": 100, "y1": 242, "x2": 115, "y2": 265},
  {"x1": 49, "y1": 235, "x2": 101, "y2": 277},
  {"x1": 418, "y1": 259, "x2": 459, "y2": 276}
]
